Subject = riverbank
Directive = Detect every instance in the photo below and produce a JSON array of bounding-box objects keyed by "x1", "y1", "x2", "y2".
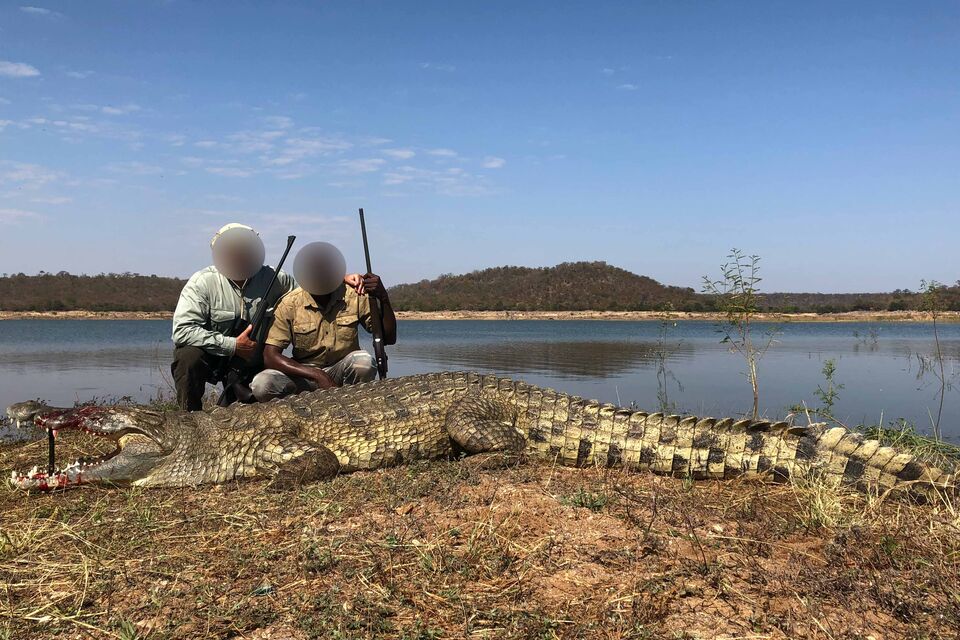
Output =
[{"x1": 2, "y1": 309, "x2": 960, "y2": 322}]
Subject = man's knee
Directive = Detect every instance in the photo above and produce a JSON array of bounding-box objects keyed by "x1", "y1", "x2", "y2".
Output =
[
  {"x1": 343, "y1": 351, "x2": 376, "y2": 384},
  {"x1": 250, "y1": 369, "x2": 297, "y2": 402},
  {"x1": 172, "y1": 346, "x2": 209, "y2": 376}
]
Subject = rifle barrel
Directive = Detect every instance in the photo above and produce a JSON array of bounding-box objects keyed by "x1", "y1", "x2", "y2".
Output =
[
  {"x1": 359, "y1": 208, "x2": 374, "y2": 275},
  {"x1": 248, "y1": 234, "x2": 296, "y2": 339}
]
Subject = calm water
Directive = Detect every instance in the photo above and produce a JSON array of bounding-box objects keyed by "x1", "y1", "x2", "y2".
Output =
[{"x1": 1, "y1": 319, "x2": 958, "y2": 441}]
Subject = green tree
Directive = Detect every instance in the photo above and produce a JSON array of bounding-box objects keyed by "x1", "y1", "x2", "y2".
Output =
[
  {"x1": 702, "y1": 249, "x2": 779, "y2": 419},
  {"x1": 920, "y1": 279, "x2": 946, "y2": 439}
]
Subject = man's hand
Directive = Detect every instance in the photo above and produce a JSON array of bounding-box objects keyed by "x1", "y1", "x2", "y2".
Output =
[
  {"x1": 310, "y1": 368, "x2": 338, "y2": 389},
  {"x1": 344, "y1": 273, "x2": 365, "y2": 294},
  {"x1": 234, "y1": 325, "x2": 258, "y2": 360},
  {"x1": 362, "y1": 273, "x2": 388, "y2": 301}
]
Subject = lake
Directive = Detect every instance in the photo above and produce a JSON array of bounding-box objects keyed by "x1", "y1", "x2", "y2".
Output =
[{"x1": 1, "y1": 319, "x2": 958, "y2": 441}]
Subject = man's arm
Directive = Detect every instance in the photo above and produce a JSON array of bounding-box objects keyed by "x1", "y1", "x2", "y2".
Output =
[
  {"x1": 262, "y1": 295, "x2": 338, "y2": 388},
  {"x1": 361, "y1": 274, "x2": 397, "y2": 345},
  {"x1": 171, "y1": 276, "x2": 239, "y2": 357},
  {"x1": 263, "y1": 345, "x2": 337, "y2": 389},
  {"x1": 290, "y1": 270, "x2": 363, "y2": 294}
]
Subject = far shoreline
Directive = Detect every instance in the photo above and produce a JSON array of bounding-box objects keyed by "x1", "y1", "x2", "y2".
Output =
[{"x1": 1, "y1": 309, "x2": 958, "y2": 323}]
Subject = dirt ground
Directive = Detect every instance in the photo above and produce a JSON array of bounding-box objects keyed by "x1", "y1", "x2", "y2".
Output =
[{"x1": 1, "y1": 433, "x2": 959, "y2": 640}]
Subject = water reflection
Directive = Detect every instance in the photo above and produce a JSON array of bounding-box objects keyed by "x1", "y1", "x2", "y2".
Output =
[
  {"x1": 0, "y1": 347, "x2": 168, "y2": 371},
  {"x1": 394, "y1": 340, "x2": 695, "y2": 379}
]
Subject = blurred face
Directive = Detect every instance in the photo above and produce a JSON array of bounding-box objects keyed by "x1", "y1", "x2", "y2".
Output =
[
  {"x1": 294, "y1": 242, "x2": 347, "y2": 296},
  {"x1": 211, "y1": 227, "x2": 265, "y2": 280}
]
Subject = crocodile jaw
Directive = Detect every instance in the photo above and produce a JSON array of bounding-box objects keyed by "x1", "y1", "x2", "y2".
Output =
[{"x1": 7, "y1": 405, "x2": 168, "y2": 491}]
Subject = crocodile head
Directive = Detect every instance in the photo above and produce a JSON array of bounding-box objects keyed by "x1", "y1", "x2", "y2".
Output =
[{"x1": 6, "y1": 402, "x2": 170, "y2": 490}]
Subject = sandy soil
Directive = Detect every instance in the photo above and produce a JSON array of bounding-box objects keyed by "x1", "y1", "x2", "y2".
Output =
[
  {"x1": 2, "y1": 309, "x2": 958, "y2": 322},
  {"x1": 1, "y1": 432, "x2": 958, "y2": 639}
]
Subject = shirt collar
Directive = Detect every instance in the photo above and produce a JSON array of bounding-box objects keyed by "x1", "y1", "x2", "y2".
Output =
[{"x1": 302, "y1": 283, "x2": 346, "y2": 315}]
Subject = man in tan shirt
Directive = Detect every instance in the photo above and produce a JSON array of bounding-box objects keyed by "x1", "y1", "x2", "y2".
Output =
[{"x1": 249, "y1": 272, "x2": 397, "y2": 401}]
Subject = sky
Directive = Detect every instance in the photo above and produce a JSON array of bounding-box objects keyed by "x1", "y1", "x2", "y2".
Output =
[{"x1": 0, "y1": 1, "x2": 958, "y2": 293}]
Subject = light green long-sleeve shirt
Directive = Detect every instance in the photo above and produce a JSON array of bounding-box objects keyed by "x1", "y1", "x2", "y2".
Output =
[{"x1": 171, "y1": 265, "x2": 296, "y2": 357}]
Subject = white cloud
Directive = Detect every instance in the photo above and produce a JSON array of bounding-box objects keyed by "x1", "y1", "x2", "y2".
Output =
[
  {"x1": 65, "y1": 70, "x2": 93, "y2": 79},
  {"x1": 30, "y1": 195, "x2": 72, "y2": 204},
  {"x1": 0, "y1": 161, "x2": 61, "y2": 189},
  {"x1": 206, "y1": 167, "x2": 254, "y2": 178},
  {"x1": 283, "y1": 136, "x2": 351, "y2": 157},
  {"x1": 194, "y1": 140, "x2": 218, "y2": 148},
  {"x1": 616, "y1": 83, "x2": 638, "y2": 91},
  {"x1": 108, "y1": 161, "x2": 164, "y2": 175},
  {"x1": 419, "y1": 62, "x2": 456, "y2": 72},
  {"x1": 18, "y1": 115, "x2": 117, "y2": 137},
  {"x1": 0, "y1": 97, "x2": 10, "y2": 105},
  {"x1": 427, "y1": 148, "x2": 457, "y2": 157},
  {"x1": 381, "y1": 164, "x2": 491, "y2": 196},
  {"x1": 70, "y1": 102, "x2": 140, "y2": 116},
  {"x1": 262, "y1": 115, "x2": 294, "y2": 129},
  {"x1": 0, "y1": 120, "x2": 12, "y2": 131},
  {"x1": 224, "y1": 130, "x2": 278, "y2": 153},
  {"x1": 601, "y1": 68, "x2": 615, "y2": 76},
  {"x1": 383, "y1": 148, "x2": 416, "y2": 160},
  {"x1": 100, "y1": 103, "x2": 141, "y2": 115},
  {"x1": 20, "y1": 6, "x2": 63, "y2": 17},
  {"x1": 382, "y1": 172, "x2": 413, "y2": 186},
  {"x1": 262, "y1": 156, "x2": 295, "y2": 167},
  {"x1": 0, "y1": 61, "x2": 41, "y2": 78},
  {"x1": 482, "y1": 156, "x2": 506, "y2": 169},
  {"x1": 336, "y1": 158, "x2": 385, "y2": 174},
  {"x1": 0, "y1": 208, "x2": 40, "y2": 223},
  {"x1": 205, "y1": 194, "x2": 244, "y2": 203},
  {"x1": 257, "y1": 135, "x2": 352, "y2": 167},
  {"x1": 259, "y1": 213, "x2": 350, "y2": 228}
]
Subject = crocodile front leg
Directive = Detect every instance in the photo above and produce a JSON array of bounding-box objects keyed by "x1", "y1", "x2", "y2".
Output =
[
  {"x1": 445, "y1": 397, "x2": 525, "y2": 454},
  {"x1": 266, "y1": 443, "x2": 341, "y2": 490}
]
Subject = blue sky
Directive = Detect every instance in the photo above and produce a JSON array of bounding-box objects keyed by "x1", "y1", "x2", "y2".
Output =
[{"x1": 1, "y1": 1, "x2": 957, "y2": 292}]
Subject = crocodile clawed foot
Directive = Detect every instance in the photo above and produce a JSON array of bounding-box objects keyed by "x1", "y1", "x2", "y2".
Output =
[{"x1": 266, "y1": 447, "x2": 341, "y2": 491}]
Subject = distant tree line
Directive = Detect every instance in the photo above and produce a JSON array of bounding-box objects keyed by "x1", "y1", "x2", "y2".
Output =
[
  {"x1": 0, "y1": 271, "x2": 187, "y2": 312},
  {"x1": 1, "y1": 265, "x2": 958, "y2": 313}
]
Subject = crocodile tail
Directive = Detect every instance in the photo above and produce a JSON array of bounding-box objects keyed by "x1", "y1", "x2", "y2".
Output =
[
  {"x1": 794, "y1": 425, "x2": 957, "y2": 501},
  {"x1": 515, "y1": 385, "x2": 956, "y2": 500}
]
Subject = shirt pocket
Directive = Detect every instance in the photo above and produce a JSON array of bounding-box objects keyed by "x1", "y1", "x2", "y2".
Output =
[
  {"x1": 334, "y1": 314, "x2": 359, "y2": 349},
  {"x1": 292, "y1": 321, "x2": 321, "y2": 353},
  {"x1": 210, "y1": 308, "x2": 237, "y2": 331}
]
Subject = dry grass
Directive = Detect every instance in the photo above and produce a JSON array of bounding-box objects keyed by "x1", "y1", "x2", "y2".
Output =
[{"x1": 2, "y1": 433, "x2": 959, "y2": 640}]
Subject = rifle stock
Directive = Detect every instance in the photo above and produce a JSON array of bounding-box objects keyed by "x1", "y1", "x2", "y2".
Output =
[{"x1": 359, "y1": 208, "x2": 388, "y2": 379}]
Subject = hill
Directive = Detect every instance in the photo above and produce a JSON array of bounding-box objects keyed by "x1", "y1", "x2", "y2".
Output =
[{"x1": 388, "y1": 262, "x2": 702, "y2": 311}]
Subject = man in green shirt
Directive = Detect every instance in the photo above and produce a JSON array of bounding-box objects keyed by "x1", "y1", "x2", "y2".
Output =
[{"x1": 171, "y1": 224, "x2": 362, "y2": 411}]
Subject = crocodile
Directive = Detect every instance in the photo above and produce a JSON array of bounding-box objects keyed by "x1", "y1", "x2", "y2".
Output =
[{"x1": 5, "y1": 372, "x2": 956, "y2": 498}]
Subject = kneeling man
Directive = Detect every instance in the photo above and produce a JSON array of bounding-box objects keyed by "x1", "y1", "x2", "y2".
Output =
[{"x1": 250, "y1": 242, "x2": 396, "y2": 401}]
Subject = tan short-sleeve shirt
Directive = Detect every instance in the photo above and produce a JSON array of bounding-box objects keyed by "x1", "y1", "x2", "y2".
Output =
[{"x1": 265, "y1": 285, "x2": 374, "y2": 367}]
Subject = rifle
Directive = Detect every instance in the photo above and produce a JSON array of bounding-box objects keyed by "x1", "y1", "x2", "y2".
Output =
[
  {"x1": 359, "y1": 208, "x2": 388, "y2": 379},
  {"x1": 215, "y1": 235, "x2": 296, "y2": 406}
]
